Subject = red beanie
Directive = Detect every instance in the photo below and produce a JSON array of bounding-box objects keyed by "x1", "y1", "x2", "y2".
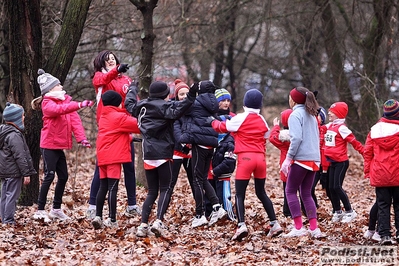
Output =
[
  {"x1": 329, "y1": 102, "x2": 348, "y2": 119},
  {"x1": 281, "y1": 109, "x2": 293, "y2": 128},
  {"x1": 174, "y1": 79, "x2": 189, "y2": 98},
  {"x1": 290, "y1": 88, "x2": 306, "y2": 104}
]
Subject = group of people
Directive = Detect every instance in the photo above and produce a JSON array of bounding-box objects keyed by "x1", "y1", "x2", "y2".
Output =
[{"x1": 0, "y1": 50, "x2": 398, "y2": 245}]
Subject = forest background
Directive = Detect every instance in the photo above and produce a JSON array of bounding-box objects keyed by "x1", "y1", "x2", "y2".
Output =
[{"x1": 0, "y1": 0, "x2": 398, "y2": 264}]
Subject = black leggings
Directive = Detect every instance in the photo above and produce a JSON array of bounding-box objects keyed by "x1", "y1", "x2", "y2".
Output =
[
  {"x1": 96, "y1": 178, "x2": 119, "y2": 221},
  {"x1": 235, "y1": 179, "x2": 276, "y2": 224},
  {"x1": 141, "y1": 161, "x2": 173, "y2": 224},
  {"x1": 328, "y1": 160, "x2": 352, "y2": 212}
]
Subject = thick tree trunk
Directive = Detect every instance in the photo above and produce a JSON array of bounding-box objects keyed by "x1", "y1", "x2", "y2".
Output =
[{"x1": 6, "y1": 0, "x2": 42, "y2": 206}]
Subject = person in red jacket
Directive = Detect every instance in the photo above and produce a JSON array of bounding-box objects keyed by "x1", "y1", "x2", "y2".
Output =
[
  {"x1": 269, "y1": 109, "x2": 292, "y2": 217},
  {"x1": 364, "y1": 99, "x2": 399, "y2": 245},
  {"x1": 324, "y1": 102, "x2": 364, "y2": 223},
  {"x1": 87, "y1": 50, "x2": 141, "y2": 220},
  {"x1": 92, "y1": 90, "x2": 140, "y2": 229},
  {"x1": 211, "y1": 89, "x2": 282, "y2": 241},
  {"x1": 33, "y1": 69, "x2": 93, "y2": 222}
]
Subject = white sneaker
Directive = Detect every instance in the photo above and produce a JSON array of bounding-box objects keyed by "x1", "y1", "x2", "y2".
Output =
[
  {"x1": 372, "y1": 231, "x2": 381, "y2": 242},
  {"x1": 341, "y1": 210, "x2": 357, "y2": 223},
  {"x1": 92, "y1": 216, "x2": 103, "y2": 230},
  {"x1": 33, "y1": 210, "x2": 51, "y2": 223},
  {"x1": 267, "y1": 221, "x2": 283, "y2": 237},
  {"x1": 49, "y1": 209, "x2": 70, "y2": 221},
  {"x1": 86, "y1": 208, "x2": 96, "y2": 220},
  {"x1": 103, "y1": 218, "x2": 118, "y2": 229},
  {"x1": 232, "y1": 224, "x2": 248, "y2": 241},
  {"x1": 309, "y1": 227, "x2": 326, "y2": 238},
  {"x1": 151, "y1": 219, "x2": 167, "y2": 237},
  {"x1": 136, "y1": 223, "x2": 149, "y2": 237},
  {"x1": 125, "y1": 205, "x2": 142, "y2": 217},
  {"x1": 282, "y1": 227, "x2": 308, "y2": 237},
  {"x1": 209, "y1": 207, "x2": 227, "y2": 226},
  {"x1": 192, "y1": 215, "x2": 208, "y2": 228},
  {"x1": 331, "y1": 212, "x2": 344, "y2": 222},
  {"x1": 364, "y1": 229, "x2": 375, "y2": 239}
]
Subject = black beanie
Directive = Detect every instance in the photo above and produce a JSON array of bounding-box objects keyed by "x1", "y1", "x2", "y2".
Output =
[
  {"x1": 149, "y1": 81, "x2": 170, "y2": 99},
  {"x1": 243, "y1": 89, "x2": 263, "y2": 109},
  {"x1": 102, "y1": 90, "x2": 122, "y2": 107},
  {"x1": 198, "y1": 80, "x2": 216, "y2": 94}
]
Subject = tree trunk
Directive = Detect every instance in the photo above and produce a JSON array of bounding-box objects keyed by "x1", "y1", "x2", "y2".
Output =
[
  {"x1": 129, "y1": 0, "x2": 159, "y2": 188},
  {"x1": 6, "y1": 0, "x2": 43, "y2": 206}
]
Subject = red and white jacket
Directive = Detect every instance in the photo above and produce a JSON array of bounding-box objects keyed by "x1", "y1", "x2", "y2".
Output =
[
  {"x1": 323, "y1": 119, "x2": 364, "y2": 162},
  {"x1": 92, "y1": 68, "x2": 131, "y2": 124},
  {"x1": 364, "y1": 117, "x2": 399, "y2": 187},
  {"x1": 212, "y1": 107, "x2": 269, "y2": 154},
  {"x1": 96, "y1": 106, "x2": 140, "y2": 172}
]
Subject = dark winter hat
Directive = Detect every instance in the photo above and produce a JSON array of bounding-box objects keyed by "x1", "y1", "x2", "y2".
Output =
[
  {"x1": 383, "y1": 99, "x2": 399, "y2": 118},
  {"x1": 174, "y1": 79, "x2": 189, "y2": 98},
  {"x1": 198, "y1": 80, "x2": 216, "y2": 94},
  {"x1": 101, "y1": 90, "x2": 122, "y2": 107},
  {"x1": 37, "y1": 69, "x2": 61, "y2": 96},
  {"x1": 281, "y1": 109, "x2": 293, "y2": 128},
  {"x1": 243, "y1": 89, "x2": 263, "y2": 109},
  {"x1": 329, "y1": 102, "x2": 348, "y2": 119},
  {"x1": 318, "y1": 107, "x2": 327, "y2": 125},
  {"x1": 149, "y1": 81, "x2": 170, "y2": 99},
  {"x1": 215, "y1": 88, "x2": 231, "y2": 102},
  {"x1": 3, "y1": 102, "x2": 24, "y2": 130},
  {"x1": 289, "y1": 88, "x2": 306, "y2": 104}
]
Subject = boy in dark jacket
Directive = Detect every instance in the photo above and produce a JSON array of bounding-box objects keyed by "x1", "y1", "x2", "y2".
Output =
[
  {"x1": 0, "y1": 103, "x2": 36, "y2": 224},
  {"x1": 179, "y1": 81, "x2": 227, "y2": 228},
  {"x1": 125, "y1": 81, "x2": 197, "y2": 238}
]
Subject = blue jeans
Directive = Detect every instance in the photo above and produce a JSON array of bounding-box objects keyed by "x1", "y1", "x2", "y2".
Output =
[{"x1": 89, "y1": 142, "x2": 137, "y2": 206}]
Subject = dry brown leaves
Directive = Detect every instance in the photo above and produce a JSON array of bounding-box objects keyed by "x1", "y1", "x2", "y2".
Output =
[{"x1": 0, "y1": 144, "x2": 389, "y2": 265}]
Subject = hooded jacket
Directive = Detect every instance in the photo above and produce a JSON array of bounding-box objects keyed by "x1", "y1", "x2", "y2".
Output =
[
  {"x1": 364, "y1": 117, "x2": 399, "y2": 187},
  {"x1": 0, "y1": 124, "x2": 36, "y2": 178}
]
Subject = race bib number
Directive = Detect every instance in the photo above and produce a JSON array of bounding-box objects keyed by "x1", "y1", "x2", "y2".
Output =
[{"x1": 325, "y1": 130, "x2": 337, "y2": 147}]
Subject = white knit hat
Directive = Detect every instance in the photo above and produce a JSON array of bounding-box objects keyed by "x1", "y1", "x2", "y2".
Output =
[{"x1": 37, "y1": 69, "x2": 60, "y2": 95}]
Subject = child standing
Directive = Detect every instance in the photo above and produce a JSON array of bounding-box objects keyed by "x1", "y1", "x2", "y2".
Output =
[
  {"x1": 0, "y1": 103, "x2": 36, "y2": 224},
  {"x1": 180, "y1": 80, "x2": 227, "y2": 228},
  {"x1": 324, "y1": 102, "x2": 363, "y2": 223},
  {"x1": 125, "y1": 81, "x2": 197, "y2": 237},
  {"x1": 92, "y1": 90, "x2": 140, "y2": 229},
  {"x1": 269, "y1": 109, "x2": 293, "y2": 218},
  {"x1": 280, "y1": 87, "x2": 324, "y2": 238},
  {"x1": 33, "y1": 69, "x2": 93, "y2": 222},
  {"x1": 211, "y1": 89, "x2": 282, "y2": 241},
  {"x1": 363, "y1": 99, "x2": 399, "y2": 245}
]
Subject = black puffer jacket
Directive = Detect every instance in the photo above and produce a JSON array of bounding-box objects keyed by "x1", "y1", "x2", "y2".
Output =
[
  {"x1": 125, "y1": 89, "x2": 195, "y2": 160},
  {"x1": 212, "y1": 133, "x2": 236, "y2": 179},
  {"x1": 180, "y1": 92, "x2": 219, "y2": 147},
  {"x1": 0, "y1": 124, "x2": 37, "y2": 178}
]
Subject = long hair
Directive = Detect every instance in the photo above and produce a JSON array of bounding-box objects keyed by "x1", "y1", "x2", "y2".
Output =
[
  {"x1": 295, "y1": 87, "x2": 319, "y2": 116},
  {"x1": 92, "y1": 50, "x2": 120, "y2": 77}
]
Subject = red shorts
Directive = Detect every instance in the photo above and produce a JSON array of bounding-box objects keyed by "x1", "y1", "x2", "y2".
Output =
[
  {"x1": 235, "y1": 152, "x2": 266, "y2": 180},
  {"x1": 99, "y1": 163, "x2": 121, "y2": 179}
]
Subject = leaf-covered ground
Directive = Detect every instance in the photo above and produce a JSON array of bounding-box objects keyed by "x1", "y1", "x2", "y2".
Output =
[{"x1": 0, "y1": 144, "x2": 395, "y2": 265}]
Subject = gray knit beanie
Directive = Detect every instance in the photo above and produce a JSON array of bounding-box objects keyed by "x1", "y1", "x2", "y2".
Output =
[
  {"x1": 3, "y1": 102, "x2": 24, "y2": 130},
  {"x1": 37, "y1": 69, "x2": 61, "y2": 96}
]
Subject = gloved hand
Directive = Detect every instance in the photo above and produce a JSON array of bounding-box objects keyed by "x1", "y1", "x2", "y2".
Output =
[
  {"x1": 79, "y1": 100, "x2": 94, "y2": 108},
  {"x1": 117, "y1": 64, "x2": 129, "y2": 73},
  {"x1": 219, "y1": 114, "x2": 231, "y2": 121},
  {"x1": 182, "y1": 144, "x2": 191, "y2": 154},
  {"x1": 280, "y1": 157, "x2": 292, "y2": 177},
  {"x1": 204, "y1": 116, "x2": 216, "y2": 127},
  {"x1": 80, "y1": 140, "x2": 91, "y2": 148},
  {"x1": 188, "y1": 82, "x2": 199, "y2": 97}
]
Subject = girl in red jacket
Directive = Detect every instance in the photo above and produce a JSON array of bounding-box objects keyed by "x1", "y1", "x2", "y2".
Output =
[
  {"x1": 33, "y1": 69, "x2": 93, "y2": 222},
  {"x1": 324, "y1": 102, "x2": 363, "y2": 223},
  {"x1": 92, "y1": 91, "x2": 140, "y2": 229},
  {"x1": 364, "y1": 99, "x2": 399, "y2": 245},
  {"x1": 87, "y1": 50, "x2": 141, "y2": 220}
]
